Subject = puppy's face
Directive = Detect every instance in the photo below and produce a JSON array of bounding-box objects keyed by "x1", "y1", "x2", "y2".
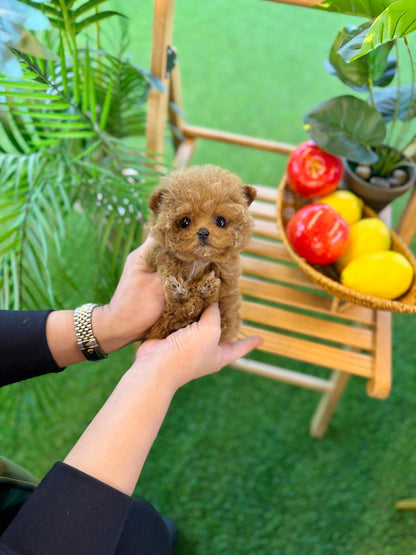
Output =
[{"x1": 149, "y1": 165, "x2": 256, "y2": 263}]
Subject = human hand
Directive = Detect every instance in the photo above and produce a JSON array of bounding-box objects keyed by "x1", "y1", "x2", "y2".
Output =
[
  {"x1": 132, "y1": 303, "x2": 263, "y2": 393},
  {"x1": 93, "y1": 236, "x2": 166, "y2": 353},
  {"x1": 63, "y1": 304, "x2": 262, "y2": 496}
]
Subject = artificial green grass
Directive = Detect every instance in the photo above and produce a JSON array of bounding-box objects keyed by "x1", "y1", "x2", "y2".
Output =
[{"x1": 3, "y1": 1, "x2": 416, "y2": 553}]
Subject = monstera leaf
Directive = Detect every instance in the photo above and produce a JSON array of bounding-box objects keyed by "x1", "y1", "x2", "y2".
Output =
[
  {"x1": 315, "y1": 0, "x2": 400, "y2": 18},
  {"x1": 373, "y1": 85, "x2": 416, "y2": 122},
  {"x1": 329, "y1": 24, "x2": 395, "y2": 90},
  {"x1": 350, "y1": 0, "x2": 416, "y2": 60},
  {"x1": 304, "y1": 95, "x2": 386, "y2": 163}
]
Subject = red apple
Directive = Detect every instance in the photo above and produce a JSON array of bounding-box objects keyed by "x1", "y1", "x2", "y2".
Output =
[
  {"x1": 287, "y1": 203, "x2": 350, "y2": 265},
  {"x1": 287, "y1": 140, "x2": 344, "y2": 198}
]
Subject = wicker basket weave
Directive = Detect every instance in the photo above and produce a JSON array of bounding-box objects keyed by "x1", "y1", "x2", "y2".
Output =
[{"x1": 276, "y1": 174, "x2": 416, "y2": 313}]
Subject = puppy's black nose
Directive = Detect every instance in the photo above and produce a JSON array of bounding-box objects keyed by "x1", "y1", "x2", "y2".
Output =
[{"x1": 197, "y1": 228, "x2": 209, "y2": 241}]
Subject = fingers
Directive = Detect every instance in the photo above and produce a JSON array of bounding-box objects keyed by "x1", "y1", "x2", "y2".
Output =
[
  {"x1": 127, "y1": 236, "x2": 156, "y2": 272},
  {"x1": 198, "y1": 302, "x2": 221, "y2": 328},
  {"x1": 137, "y1": 236, "x2": 156, "y2": 260},
  {"x1": 219, "y1": 335, "x2": 263, "y2": 368}
]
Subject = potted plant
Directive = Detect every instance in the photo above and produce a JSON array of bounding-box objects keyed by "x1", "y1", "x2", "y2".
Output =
[{"x1": 304, "y1": 0, "x2": 416, "y2": 212}]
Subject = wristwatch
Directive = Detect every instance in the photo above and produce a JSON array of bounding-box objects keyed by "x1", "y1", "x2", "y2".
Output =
[{"x1": 74, "y1": 303, "x2": 108, "y2": 361}]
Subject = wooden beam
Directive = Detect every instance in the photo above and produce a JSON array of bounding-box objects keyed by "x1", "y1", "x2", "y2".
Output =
[
  {"x1": 309, "y1": 371, "x2": 351, "y2": 439},
  {"x1": 265, "y1": 0, "x2": 322, "y2": 6},
  {"x1": 231, "y1": 358, "x2": 332, "y2": 392},
  {"x1": 182, "y1": 125, "x2": 296, "y2": 155},
  {"x1": 146, "y1": 0, "x2": 175, "y2": 162},
  {"x1": 396, "y1": 186, "x2": 416, "y2": 245},
  {"x1": 173, "y1": 138, "x2": 196, "y2": 169},
  {"x1": 367, "y1": 310, "x2": 391, "y2": 399}
]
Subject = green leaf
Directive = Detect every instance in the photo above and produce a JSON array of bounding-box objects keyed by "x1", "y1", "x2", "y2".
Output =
[
  {"x1": 373, "y1": 85, "x2": 416, "y2": 122},
  {"x1": 0, "y1": 101, "x2": 72, "y2": 110},
  {"x1": 330, "y1": 24, "x2": 395, "y2": 89},
  {"x1": 351, "y1": 0, "x2": 416, "y2": 60},
  {"x1": 303, "y1": 95, "x2": 386, "y2": 162},
  {"x1": 315, "y1": 0, "x2": 400, "y2": 18},
  {"x1": 72, "y1": 0, "x2": 109, "y2": 18},
  {"x1": 75, "y1": 11, "x2": 125, "y2": 33}
]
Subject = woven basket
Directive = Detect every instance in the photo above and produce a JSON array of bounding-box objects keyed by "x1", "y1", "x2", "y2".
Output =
[{"x1": 276, "y1": 174, "x2": 416, "y2": 313}]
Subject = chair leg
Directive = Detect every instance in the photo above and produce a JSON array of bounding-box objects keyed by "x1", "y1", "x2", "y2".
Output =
[{"x1": 309, "y1": 370, "x2": 350, "y2": 439}]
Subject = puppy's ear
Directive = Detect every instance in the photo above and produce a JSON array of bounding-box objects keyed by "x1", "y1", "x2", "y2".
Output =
[
  {"x1": 243, "y1": 185, "x2": 257, "y2": 206},
  {"x1": 149, "y1": 188, "x2": 168, "y2": 214}
]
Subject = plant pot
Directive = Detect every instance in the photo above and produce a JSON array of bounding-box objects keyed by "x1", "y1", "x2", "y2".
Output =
[{"x1": 343, "y1": 159, "x2": 416, "y2": 213}]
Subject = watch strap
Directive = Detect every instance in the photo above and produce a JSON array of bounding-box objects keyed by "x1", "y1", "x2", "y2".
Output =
[{"x1": 74, "y1": 303, "x2": 107, "y2": 361}]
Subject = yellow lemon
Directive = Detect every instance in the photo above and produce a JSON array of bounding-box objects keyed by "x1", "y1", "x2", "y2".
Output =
[
  {"x1": 341, "y1": 251, "x2": 414, "y2": 299},
  {"x1": 335, "y1": 218, "x2": 391, "y2": 271},
  {"x1": 318, "y1": 190, "x2": 364, "y2": 225}
]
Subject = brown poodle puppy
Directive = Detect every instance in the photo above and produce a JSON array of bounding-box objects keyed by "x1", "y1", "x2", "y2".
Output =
[{"x1": 145, "y1": 164, "x2": 256, "y2": 341}]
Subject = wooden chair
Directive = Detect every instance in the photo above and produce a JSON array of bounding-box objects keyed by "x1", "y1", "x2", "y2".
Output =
[{"x1": 145, "y1": 0, "x2": 416, "y2": 438}]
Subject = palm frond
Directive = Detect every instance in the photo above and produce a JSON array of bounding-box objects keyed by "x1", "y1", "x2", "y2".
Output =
[
  {"x1": 0, "y1": 0, "x2": 166, "y2": 423},
  {"x1": 21, "y1": 0, "x2": 124, "y2": 36},
  {"x1": 0, "y1": 69, "x2": 93, "y2": 152}
]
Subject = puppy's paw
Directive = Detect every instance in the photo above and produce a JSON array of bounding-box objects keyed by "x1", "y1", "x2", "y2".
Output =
[
  {"x1": 165, "y1": 275, "x2": 187, "y2": 303},
  {"x1": 199, "y1": 271, "x2": 221, "y2": 301}
]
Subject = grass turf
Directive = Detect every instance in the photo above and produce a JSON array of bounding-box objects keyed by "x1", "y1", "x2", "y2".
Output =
[{"x1": 3, "y1": 1, "x2": 416, "y2": 553}]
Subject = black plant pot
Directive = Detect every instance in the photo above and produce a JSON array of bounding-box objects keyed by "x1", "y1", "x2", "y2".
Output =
[{"x1": 343, "y1": 159, "x2": 416, "y2": 213}]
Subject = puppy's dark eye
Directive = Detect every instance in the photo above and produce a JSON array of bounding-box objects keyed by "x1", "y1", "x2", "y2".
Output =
[
  {"x1": 179, "y1": 217, "x2": 192, "y2": 229},
  {"x1": 215, "y1": 216, "x2": 227, "y2": 228}
]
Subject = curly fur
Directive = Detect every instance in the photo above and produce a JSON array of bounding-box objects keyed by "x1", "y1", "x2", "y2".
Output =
[{"x1": 145, "y1": 164, "x2": 256, "y2": 341}]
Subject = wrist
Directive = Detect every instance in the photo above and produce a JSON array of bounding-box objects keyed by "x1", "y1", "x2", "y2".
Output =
[
  {"x1": 74, "y1": 303, "x2": 107, "y2": 361},
  {"x1": 90, "y1": 304, "x2": 130, "y2": 354},
  {"x1": 128, "y1": 355, "x2": 179, "y2": 399}
]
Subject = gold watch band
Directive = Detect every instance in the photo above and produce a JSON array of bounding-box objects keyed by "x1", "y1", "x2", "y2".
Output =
[{"x1": 74, "y1": 303, "x2": 107, "y2": 361}]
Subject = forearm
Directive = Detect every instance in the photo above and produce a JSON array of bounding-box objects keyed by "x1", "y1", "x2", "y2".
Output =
[
  {"x1": 63, "y1": 364, "x2": 174, "y2": 495},
  {"x1": 45, "y1": 305, "x2": 138, "y2": 368}
]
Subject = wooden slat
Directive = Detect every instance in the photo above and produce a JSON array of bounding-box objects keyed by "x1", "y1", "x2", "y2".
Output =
[
  {"x1": 253, "y1": 184, "x2": 278, "y2": 203},
  {"x1": 231, "y1": 358, "x2": 332, "y2": 392},
  {"x1": 241, "y1": 255, "x2": 321, "y2": 290},
  {"x1": 253, "y1": 218, "x2": 281, "y2": 239},
  {"x1": 244, "y1": 237, "x2": 292, "y2": 261},
  {"x1": 173, "y1": 138, "x2": 196, "y2": 169},
  {"x1": 241, "y1": 324, "x2": 373, "y2": 378},
  {"x1": 239, "y1": 276, "x2": 375, "y2": 325},
  {"x1": 250, "y1": 200, "x2": 277, "y2": 221},
  {"x1": 182, "y1": 124, "x2": 296, "y2": 154},
  {"x1": 328, "y1": 301, "x2": 376, "y2": 323},
  {"x1": 241, "y1": 301, "x2": 374, "y2": 350}
]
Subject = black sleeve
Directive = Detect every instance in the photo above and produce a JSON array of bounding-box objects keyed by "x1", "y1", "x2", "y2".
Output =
[
  {"x1": 0, "y1": 462, "x2": 133, "y2": 555},
  {"x1": 0, "y1": 310, "x2": 63, "y2": 387}
]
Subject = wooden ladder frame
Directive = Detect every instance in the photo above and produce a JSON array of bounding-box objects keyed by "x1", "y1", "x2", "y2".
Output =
[{"x1": 145, "y1": 0, "x2": 416, "y2": 438}]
